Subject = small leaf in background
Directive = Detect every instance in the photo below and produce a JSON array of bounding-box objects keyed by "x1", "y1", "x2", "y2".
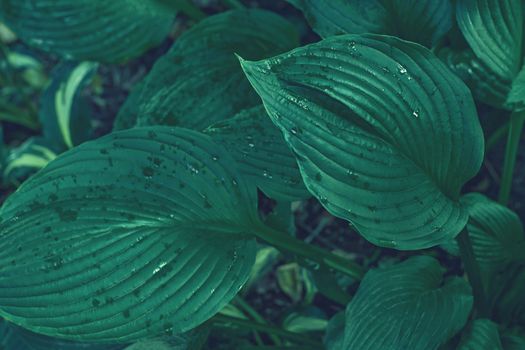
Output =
[
  {"x1": 117, "y1": 9, "x2": 298, "y2": 131},
  {"x1": 263, "y1": 201, "x2": 297, "y2": 236},
  {"x1": 240, "y1": 34, "x2": 484, "y2": 250},
  {"x1": 3, "y1": 136, "x2": 57, "y2": 187},
  {"x1": 283, "y1": 311, "x2": 328, "y2": 334},
  {"x1": 458, "y1": 319, "x2": 503, "y2": 350},
  {"x1": 341, "y1": 256, "x2": 473, "y2": 350},
  {"x1": 0, "y1": 0, "x2": 175, "y2": 63},
  {"x1": 39, "y1": 61, "x2": 98, "y2": 150},
  {"x1": 0, "y1": 127, "x2": 260, "y2": 341},
  {"x1": 205, "y1": 106, "x2": 309, "y2": 201},
  {"x1": 287, "y1": 0, "x2": 452, "y2": 47},
  {"x1": 244, "y1": 246, "x2": 280, "y2": 290},
  {"x1": 276, "y1": 263, "x2": 304, "y2": 303}
]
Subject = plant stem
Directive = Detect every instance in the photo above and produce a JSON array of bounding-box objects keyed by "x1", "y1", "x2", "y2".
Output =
[
  {"x1": 212, "y1": 314, "x2": 322, "y2": 348},
  {"x1": 235, "y1": 296, "x2": 282, "y2": 345},
  {"x1": 485, "y1": 121, "x2": 509, "y2": 152},
  {"x1": 456, "y1": 227, "x2": 488, "y2": 317},
  {"x1": 254, "y1": 225, "x2": 364, "y2": 280},
  {"x1": 498, "y1": 110, "x2": 525, "y2": 205},
  {"x1": 222, "y1": 0, "x2": 246, "y2": 8}
]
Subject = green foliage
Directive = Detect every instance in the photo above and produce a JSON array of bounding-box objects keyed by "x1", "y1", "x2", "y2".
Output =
[
  {"x1": 0, "y1": 0, "x2": 525, "y2": 348},
  {"x1": 240, "y1": 34, "x2": 484, "y2": 250},
  {"x1": 115, "y1": 9, "x2": 298, "y2": 131},
  {"x1": 0, "y1": 0, "x2": 175, "y2": 63}
]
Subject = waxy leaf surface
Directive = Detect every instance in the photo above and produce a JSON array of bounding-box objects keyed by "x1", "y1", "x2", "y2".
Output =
[
  {"x1": 342, "y1": 256, "x2": 473, "y2": 350},
  {"x1": 121, "y1": 9, "x2": 298, "y2": 131},
  {"x1": 241, "y1": 34, "x2": 484, "y2": 250},
  {"x1": 0, "y1": 127, "x2": 259, "y2": 342},
  {"x1": 205, "y1": 106, "x2": 309, "y2": 201},
  {"x1": 287, "y1": 0, "x2": 452, "y2": 47},
  {"x1": 0, "y1": 0, "x2": 174, "y2": 63},
  {"x1": 458, "y1": 319, "x2": 503, "y2": 350}
]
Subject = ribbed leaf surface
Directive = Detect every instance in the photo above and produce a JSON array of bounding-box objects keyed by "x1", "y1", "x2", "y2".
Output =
[
  {"x1": 287, "y1": 0, "x2": 452, "y2": 46},
  {"x1": 0, "y1": 127, "x2": 259, "y2": 342},
  {"x1": 458, "y1": 319, "x2": 503, "y2": 350},
  {"x1": 462, "y1": 193, "x2": 525, "y2": 274},
  {"x1": 118, "y1": 9, "x2": 298, "y2": 131},
  {"x1": 456, "y1": 0, "x2": 523, "y2": 79},
  {"x1": 204, "y1": 106, "x2": 309, "y2": 201},
  {"x1": 342, "y1": 256, "x2": 472, "y2": 350},
  {"x1": 439, "y1": 47, "x2": 511, "y2": 108},
  {"x1": 240, "y1": 34, "x2": 484, "y2": 250},
  {"x1": 0, "y1": 0, "x2": 174, "y2": 63},
  {"x1": 507, "y1": 65, "x2": 525, "y2": 111}
]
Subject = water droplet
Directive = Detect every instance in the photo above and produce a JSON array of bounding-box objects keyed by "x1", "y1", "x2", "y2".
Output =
[
  {"x1": 412, "y1": 109, "x2": 420, "y2": 118},
  {"x1": 211, "y1": 155, "x2": 219, "y2": 161},
  {"x1": 397, "y1": 64, "x2": 407, "y2": 74},
  {"x1": 248, "y1": 143, "x2": 255, "y2": 148},
  {"x1": 143, "y1": 167, "x2": 154, "y2": 178}
]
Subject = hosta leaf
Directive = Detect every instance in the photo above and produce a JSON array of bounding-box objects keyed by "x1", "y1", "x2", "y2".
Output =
[
  {"x1": 40, "y1": 61, "x2": 98, "y2": 150},
  {"x1": 342, "y1": 256, "x2": 473, "y2": 350},
  {"x1": 458, "y1": 319, "x2": 503, "y2": 350},
  {"x1": 501, "y1": 328, "x2": 525, "y2": 350},
  {"x1": 286, "y1": 0, "x2": 452, "y2": 47},
  {"x1": 439, "y1": 47, "x2": 511, "y2": 108},
  {"x1": 3, "y1": 137, "x2": 58, "y2": 187},
  {"x1": 507, "y1": 65, "x2": 525, "y2": 111},
  {"x1": 0, "y1": 0, "x2": 174, "y2": 63},
  {"x1": 124, "y1": 327, "x2": 209, "y2": 350},
  {"x1": 456, "y1": 0, "x2": 523, "y2": 80},
  {"x1": 461, "y1": 193, "x2": 525, "y2": 274},
  {"x1": 204, "y1": 106, "x2": 309, "y2": 201},
  {"x1": 120, "y1": 9, "x2": 298, "y2": 130},
  {"x1": 0, "y1": 127, "x2": 259, "y2": 342},
  {"x1": 240, "y1": 34, "x2": 484, "y2": 250}
]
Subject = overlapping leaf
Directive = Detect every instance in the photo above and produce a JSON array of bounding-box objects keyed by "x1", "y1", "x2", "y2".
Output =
[
  {"x1": 341, "y1": 256, "x2": 473, "y2": 350},
  {"x1": 0, "y1": 0, "x2": 174, "y2": 63},
  {"x1": 507, "y1": 65, "x2": 525, "y2": 111},
  {"x1": 40, "y1": 61, "x2": 98, "y2": 150},
  {"x1": 458, "y1": 319, "x2": 503, "y2": 350},
  {"x1": 439, "y1": 48, "x2": 511, "y2": 108},
  {"x1": 240, "y1": 34, "x2": 484, "y2": 250},
  {"x1": 450, "y1": 0, "x2": 524, "y2": 109},
  {"x1": 3, "y1": 137, "x2": 57, "y2": 187},
  {"x1": 116, "y1": 9, "x2": 298, "y2": 131},
  {"x1": 456, "y1": 0, "x2": 523, "y2": 80},
  {"x1": 287, "y1": 0, "x2": 452, "y2": 47},
  {"x1": 204, "y1": 106, "x2": 309, "y2": 201},
  {"x1": 0, "y1": 127, "x2": 260, "y2": 342}
]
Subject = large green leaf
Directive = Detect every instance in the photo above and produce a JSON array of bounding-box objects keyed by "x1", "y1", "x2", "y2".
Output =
[
  {"x1": 341, "y1": 256, "x2": 473, "y2": 350},
  {"x1": 240, "y1": 34, "x2": 484, "y2": 250},
  {"x1": 117, "y1": 9, "x2": 298, "y2": 131},
  {"x1": 287, "y1": 0, "x2": 452, "y2": 47},
  {"x1": 458, "y1": 319, "x2": 503, "y2": 350},
  {"x1": 323, "y1": 312, "x2": 344, "y2": 350},
  {"x1": 0, "y1": 127, "x2": 259, "y2": 342},
  {"x1": 0, "y1": 0, "x2": 174, "y2": 63},
  {"x1": 204, "y1": 106, "x2": 309, "y2": 201},
  {"x1": 456, "y1": 0, "x2": 523, "y2": 80}
]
